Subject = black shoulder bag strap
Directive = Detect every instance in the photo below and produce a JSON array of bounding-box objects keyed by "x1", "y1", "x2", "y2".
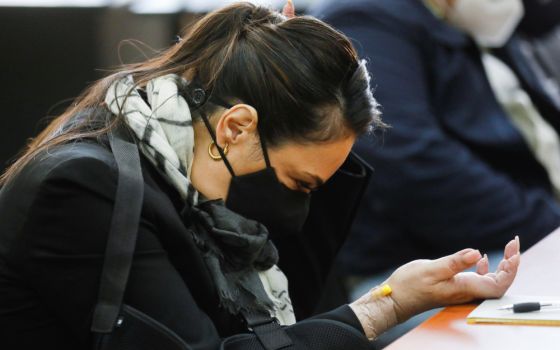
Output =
[
  {"x1": 91, "y1": 127, "x2": 144, "y2": 333},
  {"x1": 242, "y1": 310, "x2": 293, "y2": 350}
]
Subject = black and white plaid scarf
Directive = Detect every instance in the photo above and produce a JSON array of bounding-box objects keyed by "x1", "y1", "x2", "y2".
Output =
[
  {"x1": 104, "y1": 74, "x2": 295, "y2": 325},
  {"x1": 105, "y1": 74, "x2": 198, "y2": 205}
]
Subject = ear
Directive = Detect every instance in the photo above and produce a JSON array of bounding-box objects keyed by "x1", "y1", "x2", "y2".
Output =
[{"x1": 215, "y1": 104, "x2": 259, "y2": 146}]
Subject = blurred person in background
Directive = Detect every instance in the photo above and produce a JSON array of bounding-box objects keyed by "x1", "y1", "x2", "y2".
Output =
[
  {"x1": 0, "y1": 1, "x2": 522, "y2": 349},
  {"x1": 312, "y1": 0, "x2": 560, "y2": 287},
  {"x1": 311, "y1": 0, "x2": 560, "y2": 344}
]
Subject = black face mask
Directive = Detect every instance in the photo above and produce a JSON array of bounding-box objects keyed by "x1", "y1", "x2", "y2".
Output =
[
  {"x1": 189, "y1": 87, "x2": 311, "y2": 236},
  {"x1": 225, "y1": 166, "x2": 311, "y2": 236}
]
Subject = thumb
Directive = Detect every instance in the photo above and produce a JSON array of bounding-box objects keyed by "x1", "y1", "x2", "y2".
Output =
[{"x1": 430, "y1": 249, "x2": 482, "y2": 280}]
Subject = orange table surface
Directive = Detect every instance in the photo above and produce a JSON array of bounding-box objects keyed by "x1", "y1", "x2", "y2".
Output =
[{"x1": 385, "y1": 228, "x2": 560, "y2": 350}]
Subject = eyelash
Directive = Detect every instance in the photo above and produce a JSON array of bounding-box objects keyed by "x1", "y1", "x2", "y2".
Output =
[{"x1": 296, "y1": 180, "x2": 315, "y2": 192}]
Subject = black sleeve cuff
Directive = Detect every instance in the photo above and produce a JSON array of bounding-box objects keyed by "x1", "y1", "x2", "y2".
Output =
[{"x1": 310, "y1": 304, "x2": 365, "y2": 336}]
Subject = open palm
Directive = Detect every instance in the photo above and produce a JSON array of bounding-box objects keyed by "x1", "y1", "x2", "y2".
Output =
[{"x1": 386, "y1": 237, "x2": 521, "y2": 322}]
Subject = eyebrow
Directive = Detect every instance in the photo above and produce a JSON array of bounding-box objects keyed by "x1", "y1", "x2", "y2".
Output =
[{"x1": 304, "y1": 172, "x2": 325, "y2": 189}]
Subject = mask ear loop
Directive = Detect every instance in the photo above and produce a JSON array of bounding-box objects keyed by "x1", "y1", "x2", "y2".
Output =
[
  {"x1": 256, "y1": 127, "x2": 271, "y2": 169},
  {"x1": 198, "y1": 108, "x2": 237, "y2": 177},
  {"x1": 180, "y1": 79, "x2": 238, "y2": 177}
]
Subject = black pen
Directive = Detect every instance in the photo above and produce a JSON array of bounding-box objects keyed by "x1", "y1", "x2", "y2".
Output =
[{"x1": 498, "y1": 302, "x2": 560, "y2": 313}]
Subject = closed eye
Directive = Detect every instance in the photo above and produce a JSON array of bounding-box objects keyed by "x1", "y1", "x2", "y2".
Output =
[{"x1": 295, "y1": 180, "x2": 319, "y2": 193}]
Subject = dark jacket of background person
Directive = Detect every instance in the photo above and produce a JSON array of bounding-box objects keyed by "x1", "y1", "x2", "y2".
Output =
[
  {"x1": 311, "y1": 0, "x2": 560, "y2": 275},
  {"x1": 519, "y1": 0, "x2": 560, "y2": 37},
  {"x1": 0, "y1": 111, "x2": 372, "y2": 349}
]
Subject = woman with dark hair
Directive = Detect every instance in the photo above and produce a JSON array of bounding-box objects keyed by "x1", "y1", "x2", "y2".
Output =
[{"x1": 0, "y1": 1, "x2": 520, "y2": 349}]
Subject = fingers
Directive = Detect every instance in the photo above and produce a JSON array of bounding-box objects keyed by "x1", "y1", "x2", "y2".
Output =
[
  {"x1": 423, "y1": 237, "x2": 522, "y2": 305},
  {"x1": 431, "y1": 248, "x2": 482, "y2": 280},
  {"x1": 480, "y1": 238, "x2": 521, "y2": 297},
  {"x1": 497, "y1": 246, "x2": 521, "y2": 276},
  {"x1": 496, "y1": 236, "x2": 521, "y2": 275},
  {"x1": 476, "y1": 253, "x2": 489, "y2": 275},
  {"x1": 489, "y1": 252, "x2": 520, "y2": 297},
  {"x1": 466, "y1": 247, "x2": 521, "y2": 300},
  {"x1": 504, "y1": 236, "x2": 520, "y2": 259},
  {"x1": 474, "y1": 237, "x2": 521, "y2": 298},
  {"x1": 479, "y1": 236, "x2": 520, "y2": 277},
  {"x1": 432, "y1": 236, "x2": 520, "y2": 280}
]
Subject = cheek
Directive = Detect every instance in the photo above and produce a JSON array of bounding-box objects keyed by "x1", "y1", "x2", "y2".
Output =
[{"x1": 227, "y1": 143, "x2": 267, "y2": 176}]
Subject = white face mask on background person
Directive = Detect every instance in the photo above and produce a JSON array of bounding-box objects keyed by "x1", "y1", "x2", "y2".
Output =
[{"x1": 446, "y1": 0, "x2": 525, "y2": 48}]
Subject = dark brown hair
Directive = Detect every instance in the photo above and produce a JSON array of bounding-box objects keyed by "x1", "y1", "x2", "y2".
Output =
[{"x1": 0, "y1": 2, "x2": 384, "y2": 185}]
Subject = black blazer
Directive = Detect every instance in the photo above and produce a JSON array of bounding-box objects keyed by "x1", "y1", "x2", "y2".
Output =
[{"x1": 0, "y1": 126, "x2": 372, "y2": 349}]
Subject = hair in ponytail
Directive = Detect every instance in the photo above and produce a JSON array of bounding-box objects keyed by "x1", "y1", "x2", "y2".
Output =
[{"x1": 1, "y1": 1, "x2": 384, "y2": 185}]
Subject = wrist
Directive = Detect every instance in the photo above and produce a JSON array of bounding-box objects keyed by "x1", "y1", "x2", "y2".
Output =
[{"x1": 349, "y1": 293, "x2": 399, "y2": 340}]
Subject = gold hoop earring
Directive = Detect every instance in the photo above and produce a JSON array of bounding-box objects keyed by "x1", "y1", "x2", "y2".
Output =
[{"x1": 208, "y1": 141, "x2": 229, "y2": 161}]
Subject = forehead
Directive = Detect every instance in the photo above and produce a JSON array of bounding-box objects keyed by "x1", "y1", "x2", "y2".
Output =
[{"x1": 271, "y1": 136, "x2": 356, "y2": 181}]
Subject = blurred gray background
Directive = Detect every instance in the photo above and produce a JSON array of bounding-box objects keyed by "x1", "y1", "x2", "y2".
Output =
[{"x1": 0, "y1": 0, "x2": 317, "y2": 169}]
